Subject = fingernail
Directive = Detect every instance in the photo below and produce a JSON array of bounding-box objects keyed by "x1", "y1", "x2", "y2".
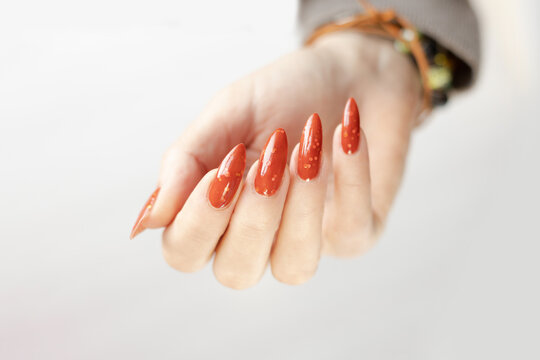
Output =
[
  {"x1": 342, "y1": 97, "x2": 360, "y2": 154},
  {"x1": 130, "y1": 187, "x2": 160, "y2": 239},
  {"x1": 254, "y1": 128, "x2": 288, "y2": 196},
  {"x1": 298, "y1": 113, "x2": 322, "y2": 181},
  {"x1": 208, "y1": 143, "x2": 246, "y2": 208}
]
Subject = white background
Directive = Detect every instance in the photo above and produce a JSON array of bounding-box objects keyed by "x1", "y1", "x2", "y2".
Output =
[{"x1": 1, "y1": 1, "x2": 539, "y2": 359}]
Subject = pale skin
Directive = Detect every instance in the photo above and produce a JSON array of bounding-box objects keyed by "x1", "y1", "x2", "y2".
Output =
[{"x1": 140, "y1": 32, "x2": 423, "y2": 289}]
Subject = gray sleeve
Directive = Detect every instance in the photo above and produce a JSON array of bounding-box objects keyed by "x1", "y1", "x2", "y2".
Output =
[{"x1": 299, "y1": 0, "x2": 481, "y2": 81}]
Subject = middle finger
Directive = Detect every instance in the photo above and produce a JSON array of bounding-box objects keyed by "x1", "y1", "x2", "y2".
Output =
[{"x1": 213, "y1": 129, "x2": 289, "y2": 289}]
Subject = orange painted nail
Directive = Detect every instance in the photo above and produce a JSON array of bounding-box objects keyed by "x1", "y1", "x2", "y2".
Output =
[
  {"x1": 130, "y1": 187, "x2": 160, "y2": 239},
  {"x1": 298, "y1": 113, "x2": 322, "y2": 181},
  {"x1": 254, "y1": 128, "x2": 288, "y2": 196},
  {"x1": 342, "y1": 97, "x2": 360, "y2": 154},
  {"x1": 208, "y1": 143, "x2": 246, "y2": 208}
]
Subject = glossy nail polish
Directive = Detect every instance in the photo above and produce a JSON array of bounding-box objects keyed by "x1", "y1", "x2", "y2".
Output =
[
  {"x1": 254, "y1": 128, "x2": 288, "y2": 196},
  {"x1": 208, "y1": 143, "x2": 246, "y2": 208},
  {"x1": 342, "y1": 97, "x2": 360, "y2": 154},
  {"x1": 298, "y1": 113, "x2": 322, "y2": 181},
  {"x1": 130, "y1": 187, "x2": 160, "y2": 239}
]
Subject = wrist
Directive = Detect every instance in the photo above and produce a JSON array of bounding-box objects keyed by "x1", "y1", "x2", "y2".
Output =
[{"x1": 308, "y1": 31, "x2": 423, "y2": 122}]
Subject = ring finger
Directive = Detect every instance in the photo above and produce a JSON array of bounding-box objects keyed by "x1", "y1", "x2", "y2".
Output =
[{"x1": 271, "y1": 114, "x2": 327, "y2": 285}]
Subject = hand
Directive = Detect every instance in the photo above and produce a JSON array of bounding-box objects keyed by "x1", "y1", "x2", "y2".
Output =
[{"x1": 130, "y1": 31, "x2": 423, "y2": 288}]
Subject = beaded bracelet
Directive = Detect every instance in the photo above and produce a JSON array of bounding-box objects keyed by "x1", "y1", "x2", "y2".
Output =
[
  {"x1": 306, "y1": 0, "x2": 462, "y2": 114},
  {"x1": 396, "y1": 33, "x2": 461, "y2": 107}
]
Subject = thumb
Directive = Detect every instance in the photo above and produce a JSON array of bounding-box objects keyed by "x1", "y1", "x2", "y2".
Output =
[{"x1": 132, "y1": 84, "x2": 254, "y2": 236}]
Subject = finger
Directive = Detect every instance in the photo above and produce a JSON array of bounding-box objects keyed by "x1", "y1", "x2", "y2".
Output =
[
  {"x1": 271, "y1": 114, "x2": 327, "y2": 285},
  {"x1": 130, "y1": 83, "x2": 254, "y2": 238},
  {"x1": 162, "y1": 144, "x2": 246, "y2": 272},
  {"x1": 213, "y1": 129, "x2": 289, "y2": 290},
  {"x1": 323, "y1": 98, "x2": 373, "y2": 257},
  {"x1": 359, "y1": 90, "x2": 416, "y2": 222}
]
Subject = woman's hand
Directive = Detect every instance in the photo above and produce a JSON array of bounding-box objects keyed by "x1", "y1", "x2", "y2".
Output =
[{"x1": 130, "y1": 32, "x2": 423, "y2": 289}]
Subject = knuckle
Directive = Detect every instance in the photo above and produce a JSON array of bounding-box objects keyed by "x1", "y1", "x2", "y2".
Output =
[
  {"x1": 161, "y1": 144, "x2": 177, "y2": 164},
  {"x1": 162, "y1": 246, "x2": 208, "y2": 273},
  {"x1": 338, "y1": 180, "x2": 367, "y2": 190},
  {"x1": 213, "y1": 267, "x2": 258, "y2": 290},
  {"x1": 237, "y1": 217, "x2": 274, "y2": 237},
  {"x1": 161, "y1": 223, "x2": 215, "y2": 273},
  {"x1": 324, "y1": 227, "x2": 379, "y2": 258},
  {"x1": 272, "y1": 266, "x2": 316, "y2": 286}
]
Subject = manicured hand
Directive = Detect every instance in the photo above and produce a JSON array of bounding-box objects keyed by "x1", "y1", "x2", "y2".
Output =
[{"x1": 130, "y1": 32, "x2": 422, "y2": 288}]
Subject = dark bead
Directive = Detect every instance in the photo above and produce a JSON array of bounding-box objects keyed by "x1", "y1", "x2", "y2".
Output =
[
  {"x1": 421, "y1": 38, "x2": 437, "y2": 59},
  {"x1": 431, "y1": 90, "x2": 448, "y2": 106}
]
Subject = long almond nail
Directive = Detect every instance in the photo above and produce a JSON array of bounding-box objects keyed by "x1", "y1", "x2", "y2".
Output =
[
  {"x1": 130, "y1": 187, "x2": 160, "y2": 239},
  {"x1": 254, "y1": 128, "x2": 288, "y2": 196},
  {"x1": 342, "y1": 97, "x2": 360, "y2": 154},
  {"x1": 298, "y1": 113, "x2": 322, "y2": 180},
  {"x1": 208, "y1": 143, "x2": 246, "y2": 208}
]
